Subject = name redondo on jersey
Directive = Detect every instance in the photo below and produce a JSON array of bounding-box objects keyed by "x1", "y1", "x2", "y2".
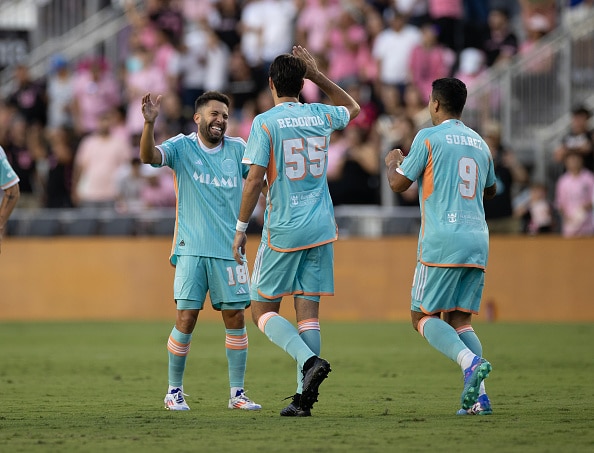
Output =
[
  {"x1": 445, "y1": 134, "x2": 483, "y2": 150},
  {"x1": 277, "y1": 116, "x2": 324, "y2": 128}
]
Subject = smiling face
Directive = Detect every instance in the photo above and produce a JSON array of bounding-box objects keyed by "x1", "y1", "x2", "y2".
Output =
[{"x1": 194, "y1": 100, "x2": 229, "y2": 146}]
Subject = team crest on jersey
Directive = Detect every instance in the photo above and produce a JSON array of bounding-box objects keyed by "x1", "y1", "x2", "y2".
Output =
[{"x1": 221, "y1": 159, "x2": 237, "y2": 176}]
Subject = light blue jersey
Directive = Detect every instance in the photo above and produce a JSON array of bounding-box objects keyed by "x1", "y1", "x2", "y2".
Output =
[
  {"x1": 0, "y1": 146, "x2": 19, "y2": 190},
  {"x1": 243, "y1": 102, "x2": 350, "y2": 252},
  {"x1": 156, "y1": 133, "x2": 249, "y2": 264},
  {"x1": 400, "y1": 119, "x2": 496, "y2": 268}
]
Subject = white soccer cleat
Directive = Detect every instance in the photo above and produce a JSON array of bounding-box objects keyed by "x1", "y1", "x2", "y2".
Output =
[
  {"x1": 164, "y1": 388, "x2": 190, "y2": 410},
  {"x1": 228, "y1": 390, "x2": 262, "y2": 410}
]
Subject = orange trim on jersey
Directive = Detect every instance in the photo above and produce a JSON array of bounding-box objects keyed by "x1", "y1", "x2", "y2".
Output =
[
  {"x1": 168, "y1": 171, "x2": 180, "y2": 267},
  {"x1": 419, "y1": 305, "x2": 479, "y2": 316},
  {"x1": 419, "y1": 259, "x2": 486, "y2": 270},
  {"x1": 266, "y1": 234, "x2": 337, "y2": 253},
  {"x1": 325, "y1": 113, "x2": 332, "y2": 128},
  {"x1": 262, "y1": 124, "x2": 278, "y2": 186},
  {"x1": 257, "y1": 288, "x2": 334, "y2": 300},
  {"x1": 419, "y1": 139, "x2": 434, "y2": 261}
]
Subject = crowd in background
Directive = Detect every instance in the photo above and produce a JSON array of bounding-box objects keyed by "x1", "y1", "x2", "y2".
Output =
[{"x1": 1, "y1": 0, "x2": 593, "y2": 236}]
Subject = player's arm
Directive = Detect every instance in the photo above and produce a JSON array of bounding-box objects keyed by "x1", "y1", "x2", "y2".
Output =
[
  {"x1": 233, "y1": 164, "x2": 267, "y2": 264},
  {"x1": 384, "y1": 148, "x2": 414, "y2": 193},
  {"x1": 293, "y1": 46, "x2": 360, "y2": 120},
  {"x1": 139, "y1": 93, "x2": 163, "y2": 165},
  {"x1": 484, "y1": 183, "x2": 497, "y2": 200},
  {"x1": 0, "y1": 183, "x2": 20, "y2": 254}
]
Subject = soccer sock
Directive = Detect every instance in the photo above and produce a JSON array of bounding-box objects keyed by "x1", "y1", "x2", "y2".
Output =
[
  {"x1": 258, "y1": 312, "x2": 315, "y2": 367},
  {"x1": 418, "y1": 316, "x2": 471, "y2": 364},
  {"x1": 225, "y1": 327, "x2": 248, "y2": 395},
  {"x1": 167, "y1": 326, "x2": 192, "y2": 388},
  {"x1": 296, "y1": 318, "x2": 321, "y2": 394},
  {"x1": 456, "y1": 325, "x2": 486, "y2": 395}
]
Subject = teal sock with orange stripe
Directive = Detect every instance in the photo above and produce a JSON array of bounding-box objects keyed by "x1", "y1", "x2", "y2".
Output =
[
  {"x1": 226, "y1": 327, "x2": 248, "y2": 390},
  {"x1": 258, "y1": 312, "x2": 315, "y2": 367},
  {"x1": 167, "y1": 326, "x2": 192, "y2": 387},
  {"x1": 296, "y1": 319, "x2": 321, "y2": 393}
]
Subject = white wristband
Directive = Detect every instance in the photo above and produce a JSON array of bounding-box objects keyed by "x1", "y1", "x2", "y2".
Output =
[{"x1": 236, "y1": 220, "x2": 249, "y2": 232}]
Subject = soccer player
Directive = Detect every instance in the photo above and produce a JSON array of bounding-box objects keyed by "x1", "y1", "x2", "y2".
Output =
[
  {"x1": 140, "y1": 91, "x2": 261, "y2": 411},
  {"x1": 0, "y1": 145, "x2": 20, "y2": 254},
  {"x1": 232, "y1": 46, "x2": 360, "y2": 416},
  {"x1": 384, "y1": 78, "x2": 497, "y2": 415}
]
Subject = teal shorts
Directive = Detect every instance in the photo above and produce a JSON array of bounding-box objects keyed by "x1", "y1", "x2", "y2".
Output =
[
  {"x1": 173, "y1": 255, "x2": 251, "y2": 311},
  {"x1": 250, "y1": 241, "x2": 334, "y2": 303},
  {"x1": 410, "y1": 262, "x2": 485, "y2": 315}
]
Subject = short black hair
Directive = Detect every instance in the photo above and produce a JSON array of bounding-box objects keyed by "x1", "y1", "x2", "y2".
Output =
[
  {"x1": 431, "y1": 78, "x2": 467, "y2": 117},
  {"x1": 572, "y1": 104, "x2": 591, "y2": 118},
  {"x1": 195, "y1": 91, "x2": 230, "y2": 112},
  {"x1": 269, "y1": 53, "x2": 307, "y2": 98}
]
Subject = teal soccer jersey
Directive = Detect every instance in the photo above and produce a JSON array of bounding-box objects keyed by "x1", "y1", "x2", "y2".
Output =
[
  {"x1": 156, "y1": 133, "x2": 249, "y2": 264},
  {"x1": 243, "y1": 102, "x2": 350, "y2": 252},
  {"x1": 400, "y1": 120, "x2": 496, "y2": 268},
  {"x1": 0, "y1": 146, "x2": 19, "y2": 190}
]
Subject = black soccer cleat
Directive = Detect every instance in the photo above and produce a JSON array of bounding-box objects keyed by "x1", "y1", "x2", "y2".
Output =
[
  {"x1": 300, "y1": 356, "x2": 331, "y2": 411},
  {"x1": 280, "y1": 393, "x2": 311, "y2": 417}
]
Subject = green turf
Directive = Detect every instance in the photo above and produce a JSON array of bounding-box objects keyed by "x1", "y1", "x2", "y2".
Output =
[{"x1": 1, "y1": 321, "x2": 593, "y2": 452}]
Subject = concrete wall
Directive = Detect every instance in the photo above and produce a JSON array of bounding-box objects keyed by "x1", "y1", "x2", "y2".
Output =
[{"x1": 0, "y1": 236, "x2": 592, "y2": 322}]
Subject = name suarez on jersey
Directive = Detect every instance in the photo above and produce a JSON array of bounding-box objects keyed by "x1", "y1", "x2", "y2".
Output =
[
  {"x1": 277, "y1": 116, "x2": 324, "y2": 128},
  {"x1": 445, "y1": 134, "x2": 484, "y2": 150}
]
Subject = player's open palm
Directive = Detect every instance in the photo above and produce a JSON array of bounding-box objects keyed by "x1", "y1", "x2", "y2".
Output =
[{"x1": 141, "y1": 93, "x2": 162, "y2": 123}]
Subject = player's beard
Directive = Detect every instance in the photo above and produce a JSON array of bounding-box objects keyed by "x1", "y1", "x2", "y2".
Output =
[{"x1": 199, "y1": 118, "x2": 225, "y2": 145}]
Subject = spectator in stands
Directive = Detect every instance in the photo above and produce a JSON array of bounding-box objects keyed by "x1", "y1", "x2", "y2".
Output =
[
  {"x1": 210, "y1": 0, "x2": 242, "y2": 52},
  {"x1": 553, "y1": 105, "x2": 593, "y2": 172},
  {"x1": 483, "y1": 121, "x2": 529, "y2": 234},
  {"x1": 514, "y1": 181, "x2": 554, "y2": 234},
  {"x1": 71, "y1": 56, "x2": 121, "y2": 137},
  {"x1": 372, "y1": 8, "x2": 422, "y2": 99},
  {"x1": 408, "y1": 21, "x2": 456, "y2": 103},
  {"x1": 324, "y1": 6, "x2": 374, "y2": 88},
  {"x1": 44, "y1": 127, "x2": 75, "y2": 209},
  {"x1": 483, "y1": 7, "x2": 519, "y2": 68},
  {"x1": 116, "y1": 157, "x2": 149, "y2": 214},
  {"x1": 46, "y1": 54, "x2": 75, "y2": 131},
  {"x1": 295, "y1": 0, "x2": 342, "y2": 56},
  {"x1": 7, "y1": 64, "x2": 47, "y2": 130},
  {"x1": 555, "y1": 151, "x2": 594, "y2": 237},
  {"x1": 4, "y1": 115, "x2": 42, "y2": 209},
  {"x1": 329, "y1": 125, "x2": 381, "y2": 206},
  {"x1": 238, "y1": 0, "x2": 297, "y2": 86},
  {"x1": 427, "y1": 0, "x2": 464, "y2": 53},
  {"x1": 72, "y1": 111, "x2": 132, "y2": 209},
  {"x1": 0, "y1": 145, "x2": 20, "y2": 253},
  {"x1": 123, "y1": 44, "x2": 169, "y2": 147}
]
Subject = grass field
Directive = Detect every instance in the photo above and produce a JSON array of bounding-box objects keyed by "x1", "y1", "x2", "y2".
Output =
[{"x1": 1, "y1": 321, "x2": 593, "y2": 453}]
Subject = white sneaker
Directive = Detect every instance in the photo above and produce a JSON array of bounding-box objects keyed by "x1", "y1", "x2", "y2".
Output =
[
  {"x1": 228, "y1": 390, "x2": 261, "y2": 410},
  {"x1": 164, "y1": 388, "x2": 190, "y2": 411}
]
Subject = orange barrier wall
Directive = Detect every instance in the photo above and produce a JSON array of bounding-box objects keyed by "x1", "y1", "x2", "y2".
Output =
[{"x1": 0, "y1": 236, "x2": 593, "y2": 322}]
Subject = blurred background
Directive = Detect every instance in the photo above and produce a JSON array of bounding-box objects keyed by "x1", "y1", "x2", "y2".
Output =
[{"x1": 0, "y1": 0, "x2": 592, "y2": 239}]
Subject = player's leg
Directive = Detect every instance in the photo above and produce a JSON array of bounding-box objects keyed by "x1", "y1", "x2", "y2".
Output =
[
  {"x1": 164, "y1": 256, "x2": 208, "y2": 411},
  {"x1": 209, "y1": 257, "x2": 260, "y2": 410},
  {"x1": 165, "y1": 307, "x2": 199, "y2": 410},
  {"x1": 411, "y1": 263, "x2": 490, "y2": 410},
  {"x1": 280, "y1": 297, "x2": 322, "y2": 416},
  {"x1": 446, "y1": 312, "x2": 492, "y2": 415}
]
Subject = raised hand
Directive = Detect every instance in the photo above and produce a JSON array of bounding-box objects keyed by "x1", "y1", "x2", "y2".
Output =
[
  {"x1": 141, "y1": 93, "x2": 162, "y2": 124},
  {"x1": 292, "y1": 45, "x2": 319, "y2": 80}
]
